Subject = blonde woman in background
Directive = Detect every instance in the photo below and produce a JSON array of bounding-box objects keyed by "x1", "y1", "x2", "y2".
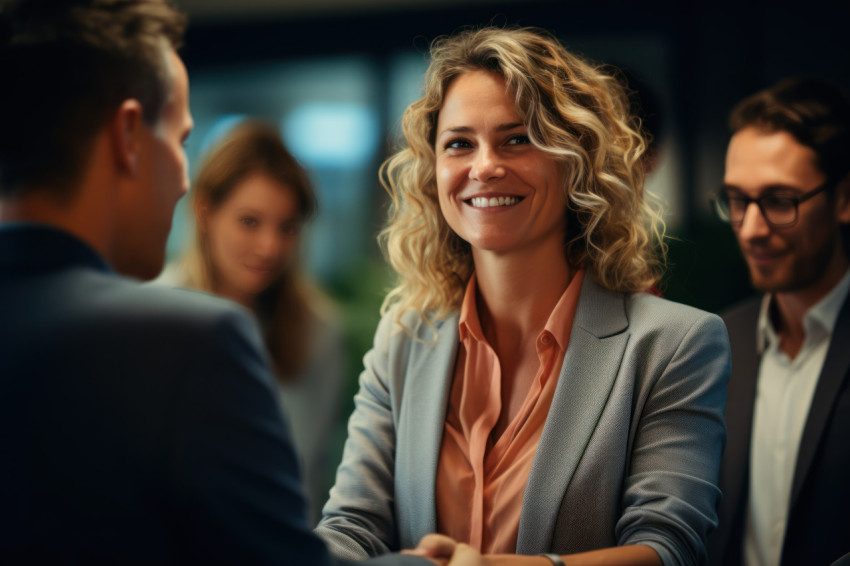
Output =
[
  {"x1": 163, "y1": 121, "x2": 344, "y2": 523},
  {"x1": 316, "y1": 27, "x2": 730, "y2": 566}
]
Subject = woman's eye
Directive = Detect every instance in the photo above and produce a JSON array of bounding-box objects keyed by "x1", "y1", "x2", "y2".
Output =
[
  {"x1": 445, "y1": 138, "x2": 472, "y2": 150},
  {"x1": 506, "y1": 134, "x2": 531, "y2": 145},
  {"x1": 240, "y1": 217, "x2": 259, "y2": 228},
  {"x1": 280, "y1": 221, "x2": 301, "y2": 236}
]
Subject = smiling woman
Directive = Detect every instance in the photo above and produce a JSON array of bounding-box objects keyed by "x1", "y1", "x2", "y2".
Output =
[
  {"x1": 158, "y1": 120, "x2": 345, "y2": 522},
  {"x1": 434, "y1": 70, "x2": 565, "y2": 261},
  {"x1": 316, "y1": 26, "x2": 731, "y2": 566}
]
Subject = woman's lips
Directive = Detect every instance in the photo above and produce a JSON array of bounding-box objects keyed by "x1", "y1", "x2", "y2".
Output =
[
  {"x1": 245, "y1": 264, "x2": 274, "y2": 275},
  {"x1": 465, "y1": 195, "x2": 523, "y2": 208}
]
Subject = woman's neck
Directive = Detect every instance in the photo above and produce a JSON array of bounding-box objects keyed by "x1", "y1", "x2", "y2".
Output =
[
  {"x1": 472, "y1": 241, "x2": 574, "y2": 344},
  {"x1": 215, "y1": 285, "x2": 257, "y2": 312}
]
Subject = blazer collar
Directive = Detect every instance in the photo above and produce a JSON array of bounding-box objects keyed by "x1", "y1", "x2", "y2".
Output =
[
  {"x1": 517, "y1": 276, "x2": 629, "y2": 552},
  {"x1": 790, "y1": 292, "x2": 850, "y2": 506},
  {"x1": 0, "y1": 223, "x2": 112, "y2": 274},
  {"x1": 396, "y1": 312, "x2": 460, "y2": 546},
  {"x1": 570, "y1": 275, "x2": 629, "y2": 338},
  {"x1": 714, "y1": 298, "x2": 761, "y2": 561}
]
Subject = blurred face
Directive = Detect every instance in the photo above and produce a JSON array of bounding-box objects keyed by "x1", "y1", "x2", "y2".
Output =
[
  {"x1": 115, "y1": 49, "x2": 193, "y2": 280},
  {"x1": 724, "y1": 126, "x2": 850, "y2": 296},
  {"x1": 434, "y1": 70, "x2": 565, "y2": 259},
  {"x1": 203, "y1": 173, "x2": 303, "y2": 306}
]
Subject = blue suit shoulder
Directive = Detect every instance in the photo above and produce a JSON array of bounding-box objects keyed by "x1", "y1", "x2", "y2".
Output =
[{"x1": 50, "y1": 270, "x2": 271, "y2": 368}]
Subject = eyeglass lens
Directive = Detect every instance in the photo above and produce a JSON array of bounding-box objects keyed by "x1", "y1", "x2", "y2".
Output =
[{"x1": 723, "y1": 194, "x2": 797, "y2": 226}]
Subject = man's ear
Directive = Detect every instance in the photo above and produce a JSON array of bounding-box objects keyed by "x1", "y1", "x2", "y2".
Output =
[
  {"x1": 111, "y1": 99, "x2": 145, "y2": 175},
  {"x1": 836, "y1": 173, "x2": 850, "y2": 223}
]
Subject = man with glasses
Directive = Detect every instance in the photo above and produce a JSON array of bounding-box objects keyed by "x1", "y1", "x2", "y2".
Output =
[{"x1": 708, "y1": 78, "x2": 850, "y2": 566}]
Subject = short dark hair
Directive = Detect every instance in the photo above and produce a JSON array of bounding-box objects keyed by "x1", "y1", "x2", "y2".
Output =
[
  {"x1": 0, "y1": 0, "x2": 187, "y2": 198},
  {"x1": 729, "y1": 77, "x2": 850, "y2": 183}
]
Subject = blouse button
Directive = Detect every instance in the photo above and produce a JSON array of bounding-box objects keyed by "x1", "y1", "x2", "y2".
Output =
[{"x1": 540, "y1": 334, "x2": 553, "y2": 346}]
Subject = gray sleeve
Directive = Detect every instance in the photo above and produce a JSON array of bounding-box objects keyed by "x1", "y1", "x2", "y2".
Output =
[
  {"x1": 278, "y1": 314, "x2": 346, "y2": 524},
  {"x1": 315, "y1": 314, "x2": 402, "y2": 560},
  {"x1": 616, "y1": 312, "x2": 731, "y2": 566}
]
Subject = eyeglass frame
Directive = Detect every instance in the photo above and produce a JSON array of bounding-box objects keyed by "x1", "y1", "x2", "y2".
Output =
[{"x1": 712, "y1": 180, "x2": 833, "y2": 228}]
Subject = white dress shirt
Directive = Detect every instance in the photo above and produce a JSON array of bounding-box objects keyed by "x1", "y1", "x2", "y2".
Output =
[{"x1": 744, "y1": 268, "x2": 850, "y2": 566}]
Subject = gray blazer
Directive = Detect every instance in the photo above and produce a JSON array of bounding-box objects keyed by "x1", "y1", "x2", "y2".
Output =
[{"x1": 316, "y1": 277, "x2": 731, "y2": 566}]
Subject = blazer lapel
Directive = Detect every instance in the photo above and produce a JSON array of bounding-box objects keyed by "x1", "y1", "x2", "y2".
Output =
[
  {"x1": 789, "y1": 294, "x2": 850, "y2": 507},
  {"x1": 714, "y1": 299, "x2": 762, "y2": 560},
  {"x1": 516, "y1": 277, "x2": 629, "y2": 553},
  {"x1": 396, "y1": 314, "x2": 460, "y2": 547}
]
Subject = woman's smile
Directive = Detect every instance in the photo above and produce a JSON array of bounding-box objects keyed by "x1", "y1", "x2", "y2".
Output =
[
  {"x1": 435, "y1": 69, "x2": 565, "y2": 255},
  {"x1": 465, "y1": 195, "x2": 524, "y2": 208}
]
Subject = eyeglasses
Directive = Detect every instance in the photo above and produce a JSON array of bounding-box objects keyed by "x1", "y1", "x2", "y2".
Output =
[{"x1": 712, "y1": 181, "x2": 832, "y2": 228}]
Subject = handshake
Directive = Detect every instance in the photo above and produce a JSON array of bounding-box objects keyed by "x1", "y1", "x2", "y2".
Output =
[
  {"x1": 404, "y1": 536, "x2": 558, "y2": 566},
  {"x1": 405, "y1": 535, "x2": 489, "y2": 566}
]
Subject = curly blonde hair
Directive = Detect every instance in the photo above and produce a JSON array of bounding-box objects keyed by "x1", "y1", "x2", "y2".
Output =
[{"x1": 379, "y1": 26, "x2": 666, "y2": 324}]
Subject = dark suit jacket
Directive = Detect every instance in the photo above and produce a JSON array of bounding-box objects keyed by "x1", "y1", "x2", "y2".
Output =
[
  {"x1": 0, "y1": 224, "x2": 422, "y2": 566},
  {"x1": 709, "y1": 293, "x2": 850, "y2": 566}
]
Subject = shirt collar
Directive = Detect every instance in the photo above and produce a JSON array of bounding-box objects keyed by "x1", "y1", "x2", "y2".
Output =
[
  {"x1": 458, "y1": 272, "x2": 485, "y2": 344},
  {"x1": 457, "y1": 269, "x2": 586, "y2": 351},
  {"x1": 543, "y1": 270, "x2": 585, "y2": 350},
  {"x1": 757, "y1": 267, "x2": 850, "y2": 354}
]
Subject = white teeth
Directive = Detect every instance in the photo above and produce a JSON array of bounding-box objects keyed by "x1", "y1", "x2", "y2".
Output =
[{"x1": 469, "y1": 196, "x2": 520, "y2": 208}]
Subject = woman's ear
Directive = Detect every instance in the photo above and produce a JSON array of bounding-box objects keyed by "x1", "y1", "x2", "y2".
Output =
[
  {"x1": 194, "y1": 196, "x2": 210, "y2": 230},
  {"x1": 111, "y1": 99, "x2": 145, "y2": 175}
]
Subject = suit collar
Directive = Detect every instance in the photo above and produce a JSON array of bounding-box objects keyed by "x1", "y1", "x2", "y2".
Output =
[
  {"x1": 517, "y1": 276, "x2": 628, "y2": 552},
  {"x1": 757, "y1": 269, "x2": 850, "y2": 354},
  {"x1": 570, "y1": 275, "x2": 629, "y2": 338},
  {"x1": 0, "y1": 222, "x2": 111, "y2": 274},
  {"x1": 790, "y1": 291, "x2": 850, "y2": 506},
  {"x1": 714, "y1": 298, "x2": 761, "y2": 564},
  {"x1": 396, "y1": 312, "x2": 460, "y2": 546}
]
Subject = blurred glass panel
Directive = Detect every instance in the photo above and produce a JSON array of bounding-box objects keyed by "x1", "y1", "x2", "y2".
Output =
[
  {"x1": 283, "y1": 102, "x2": 378, "y2": 168},
  {"x1": 387, "y1": 52, "x2": 429, "y2": 144}
]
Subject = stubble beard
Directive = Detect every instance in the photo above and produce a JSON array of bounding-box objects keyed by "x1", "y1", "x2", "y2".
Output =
[{"x1": 748, "y1": 235, "x2": 838, "y2": 295}]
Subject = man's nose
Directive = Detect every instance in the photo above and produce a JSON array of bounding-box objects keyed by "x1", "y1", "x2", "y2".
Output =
[{"x1": 737, "y1": 201, "x2": 771, "y2": 240}]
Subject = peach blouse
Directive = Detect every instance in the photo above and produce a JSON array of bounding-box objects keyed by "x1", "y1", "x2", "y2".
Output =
[{"x1": 435, "y1": 270, "x2": 585, "y2": 553}]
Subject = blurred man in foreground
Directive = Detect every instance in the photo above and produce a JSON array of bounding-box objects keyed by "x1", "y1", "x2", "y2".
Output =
[{"x1": 0, "y1": 1, "x2": 475, "y2": 563}]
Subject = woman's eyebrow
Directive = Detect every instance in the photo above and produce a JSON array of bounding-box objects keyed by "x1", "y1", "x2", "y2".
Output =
[{"x1": 438, "y1": 122, "x2": 525, "y2": 135}]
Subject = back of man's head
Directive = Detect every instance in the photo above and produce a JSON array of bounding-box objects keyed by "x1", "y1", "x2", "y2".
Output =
[
  {"x1": 729, "y1": 77, "x2": 850, "y2": 184},
  {"x1": 0, "y1": 0, "x2": 186, "y2": 199}
]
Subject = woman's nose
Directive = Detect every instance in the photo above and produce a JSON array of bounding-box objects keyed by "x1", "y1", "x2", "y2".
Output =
[
  {"x1": 469, "y1": 146, "x2": 506, "y2": 182},
  {"x1": 255, "y1": 229, "x2": 283, "y2": 258}
]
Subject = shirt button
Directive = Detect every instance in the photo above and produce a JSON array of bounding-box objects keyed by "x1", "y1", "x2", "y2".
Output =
[{"x1": 540, "y1": 334, "x2": 552, "y2": 346}]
